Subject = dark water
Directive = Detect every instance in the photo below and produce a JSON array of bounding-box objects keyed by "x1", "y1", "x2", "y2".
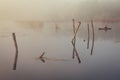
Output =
[{"x1": 0, "y1": 21, "x2": 120, "y2": 80}]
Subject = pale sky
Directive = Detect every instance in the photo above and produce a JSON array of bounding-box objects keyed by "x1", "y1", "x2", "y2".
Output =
[{"x1": 0, "y1": 0, "x2": 120, "y2": 21}]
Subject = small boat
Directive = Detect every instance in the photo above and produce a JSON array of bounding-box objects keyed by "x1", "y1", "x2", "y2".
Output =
[{"x1": 99, "y1": 26, "x2": 111, "y2": 32}]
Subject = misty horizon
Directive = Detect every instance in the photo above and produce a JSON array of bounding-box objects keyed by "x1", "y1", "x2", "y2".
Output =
[
  {"x1": 0, "y1": 0, "x2": 120, "y2": 80},
  {"x1": 0, "y1": 0, "x2": 120, "y2": 22}
]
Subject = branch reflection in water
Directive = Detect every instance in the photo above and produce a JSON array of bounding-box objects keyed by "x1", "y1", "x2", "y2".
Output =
[{"x1": 36, "y1": 52, "x2": 70, "y2": 63}]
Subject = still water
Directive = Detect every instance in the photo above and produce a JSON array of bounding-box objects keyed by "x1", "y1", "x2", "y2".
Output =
[{"x1": 0, "y1": 21, "x2": 120, "y2": 80}]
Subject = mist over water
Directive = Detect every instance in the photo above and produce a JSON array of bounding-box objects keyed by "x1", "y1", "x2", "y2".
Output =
[
  {"x1": 0, "y1": 20, "x2": 120, "y2": 80},
  {"x1": 0, "y1": 0, "x2": 120, "y2": 21},
  {"x1": 0, "y1": 0, "x2": 120, "y2": 80}
]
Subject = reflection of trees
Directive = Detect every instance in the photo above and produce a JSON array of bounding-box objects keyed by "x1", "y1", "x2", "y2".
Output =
[{"x1": 71, "y1": 19, "x2": 81, "y2": 63}]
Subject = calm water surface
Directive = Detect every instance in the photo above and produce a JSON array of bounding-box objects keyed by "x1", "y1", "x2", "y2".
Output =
[{"x1": 0, "y1": 21, "x2": 120, "y2": 80}]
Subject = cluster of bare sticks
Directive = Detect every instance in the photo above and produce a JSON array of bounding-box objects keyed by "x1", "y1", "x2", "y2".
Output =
[
  {"x1": 71, "y1": 19, "x2": 81, "y2": 63},
  {"x1": 86, "y1": 20, "x2": 95, "y2": 55},
  {"x1": 11, "y1": 20, "x2": 95, "y2": 70}
]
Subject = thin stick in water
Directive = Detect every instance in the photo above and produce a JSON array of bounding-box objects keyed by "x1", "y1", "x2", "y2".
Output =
[
  {"x1": 71, "y1": 20, "x2": 81, "y2": 63},
  {"x1": 72, "y1": 19, "x2": 76, "y2": 59},
  {"x1": 91, "y1": 20, "x2": 95, "y2": 55},
  {"x1": 87, "y1": 24, "x2": 90, "y2": 49},
  {"x1": 39, "y1": 52, "x2": 45, "y2": 63},
  {"x1": 72, "y1": 19, "x2": 75, "y2": 34},
  {"x1": 72, "y1": 21, "x2": 81, "y2": 40},
  {"x1": 40, "y1": 52, "x2": 45, "y2": 58},
  {"x1": 12, "y1": 33, "x2": 18, "y2": 70},
  {"x1": 73, "y1": 44, "x2": 81, "y2": 63}
]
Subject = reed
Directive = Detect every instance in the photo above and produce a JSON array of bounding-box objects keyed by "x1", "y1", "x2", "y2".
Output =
[
  {"x1": 71, "y1": 41, "x2": 81, "y2": 63},
  {"x1": 72, "y1": 19, "x2": 76, "y2": 59},
  {"x1": 91, "y1": 20, "x2": 95, "y2": 55},
  {"x1": 71, "y1": 19, "x2": 81, "y2": 63},
  {"x1": 72, "y1": 19, "x2": 75, "y2": 34},
  {"x1": 72, "y1": 21, "x2": 81, "y2": 40},
  {"x1": 87, "y1": 24, "x2": 90, "y2": 49},
  {"x1": 12, "y1": 33, "x2": 18, "y2": 70},
  {"x1": 72, "y1": 21, "x2": 81, "y2": 59},
  {"x1": 39, "y1": 52, "x2": 45, "y2": 63},
  {"x1": 39, "y1": 52, "x2": 45, "y2": 58}
]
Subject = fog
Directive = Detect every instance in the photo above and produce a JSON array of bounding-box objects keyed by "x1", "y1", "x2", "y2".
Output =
[
  {"x1": 0, "y1": 0, "x2": 120, "y2": 21},
  {"x1": 0, "y1": 1, "x2": 120, "y2": 80}
]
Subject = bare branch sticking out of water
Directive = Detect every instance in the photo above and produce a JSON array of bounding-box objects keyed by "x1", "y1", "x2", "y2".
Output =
[
  {"x1": 72, "y1": 19, "x2": 76, "y2": 59},
  {"x1": 39, "y1": 52, "x2": 45, "y2": 58},
  {"x1": 12, "y1": 33, "x2": 18, "y2": 70},
  {"x1": 72, "y1": 39, "x2": 75, "y2": 59},
  {"x1": 72, "y1": 21, "x2": 81, "y2": 41},
  {"x1": 40, "y1": 58, "x2": 45, "y2": 63},
  {"x1": 39, "y1": 52, "x2": 45, "y2": 63},
  {"x1": 91, "y1": 20, "x2": 95, "y2": 55},
  {"x1": 87, "y1": 24, "x2": 90, "y2": 49},
  {"x1": 72, "y1": 21, "x2": 81, "y2": 59},
  {"x1": 71, "y1": 19, "x2": 81, "y2": 63},
  {"x1": 72, "y1": 19, "x2": 75, "y2": 34},
  {"x1": 71, "y1": 41, "x2": 81, "y2": 63}
]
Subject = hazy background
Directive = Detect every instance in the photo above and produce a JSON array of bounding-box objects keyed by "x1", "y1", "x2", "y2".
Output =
[
  {"x1": 0, "y1": 0, "x2": 120, "y2": 21},
  {"x1": 0, "y1": 0, "x2": 120, "y2": 80}
]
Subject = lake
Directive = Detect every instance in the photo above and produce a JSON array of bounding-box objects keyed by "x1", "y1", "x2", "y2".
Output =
[{"x1": 0, "y1": 20, "x2": 120, "y2": 80}]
